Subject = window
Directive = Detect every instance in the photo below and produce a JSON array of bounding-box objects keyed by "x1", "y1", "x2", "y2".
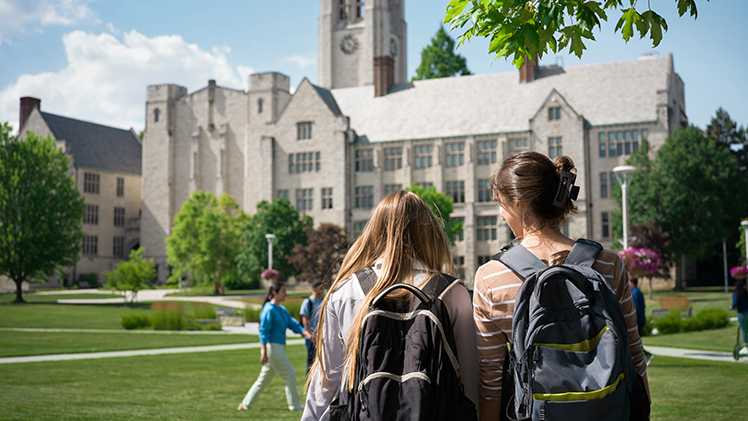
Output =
[
  {"x1": 445, "y1": 181, "x2": 465, "y2": 203},
  {"x1": 445, "y1": 142, "x2": 464, "y2": 167},
  {"x1": 355, "y1": 149, "x2": 374, "y2": 172},
  {"x1": 451, "y1": 217, "x2": 464, "y2": 242},
  {"x1": 453, "y1": 256, "x2": 465, "y2": 279},
  {"x1": 83, "y1": 172, "x2": 99, "y2": 194},
  {"x1": 477, "y1": 140, "x2": 497, "y2": 165},
  {"x1": 154, "y1": 108, "x2": 160, "y2": 122},
  {"x1": 602, "y1": 212, "x2": 610, "y2": 238},
  {"x1": 258, "y1": 98, "x2": 263, "y2": 114},
  {"x1": 624, "y1": 131, "x2": 631, "y2": 155},
  {"x1": 641, "y1": 129, "x2": 648, "y2": 140},
  {"x1": 289, "y1": 152, "x2": 320, "y2": 173},
  {"x1": 277, "y1": 190, "x2": 289, "y2": 200},
  {"x1": 476, "y1": 216, "x2": 498, "y2": 241},
  {"x1": 608, "y1": 132, "x2": 616, "y2": 157},
  {"x1": 355, "y1": 186, "x2": 374, "y2": 209},
  {"x1": 508, "y1": 138, "x2": 528, "y2": 155},
  {"x1": 192, "y1": 151, "x2": 198, "y2": 178},
  {"x1": 549, "y1": 106, "x2": 561, "y2": 120},
  {"x1": 84, "y1": 204, "x2": 98, "y2": 225},
  {"x1": 616, "y1": 131, "x2": 623, "y2": 156},
  {"x1": 384, "y1": 184, "x2": 402, "y2": 195},
  {"x1": 83, "y1": 235, "x2": 98, "y2": 256},
  {"x1": 599, "y1": 132, "x2": 606, "y2": 157},
  {"x1": 632, "y1": 130, "x2": 639, "y2": 154},
  {"x1": 415, "y1": 182, "x2": 433, "y2": 190},
  {"x1": 353, "y1": 221, "x2": 367, "y2": 237},
  {"x1": 384, "y1": 147, "x2": 402, "y2": 170},
  {"x1": 113, "y1": 236, "x2": 125, "y2": 258},
  {"x1": 600, "y1": 173, "x2": 608, "y2": 199},
  {"x1": 477, "y1": 179, "x2": 492, "y2": 202},
  {"x1": 114, "y1": 207, "x2": 125, "y2": 227},
  {"x1": 297, "y1": 122, "x2": 312, "y2": 140},
  {"x1": 413, "y1": 144, "x2": 433, "y2": 169},
  {"x1": 477, "y1": 255, "x2": 492, "y2": 266},
  {"x1": 548, "y1": 137, "x2": 562, "y2": 159},
  {"x1": 296, "y1": 189, "x2": 313, "y2": 211},
  {"x1": 322, "y1": 188, "x2": 333, "y2": 209},
  {"x1": 116, "y1": 177, "x2": 124, "y2": 197},
  {"x1": 356, "y1": 0, "x2": 364, "y2": 18}
]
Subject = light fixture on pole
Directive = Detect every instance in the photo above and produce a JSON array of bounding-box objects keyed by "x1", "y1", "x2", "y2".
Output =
[
  {"x1": 265, "y1": 233, "x2": 276, "y2": 270},
  {"x1": 613, "y1": 165, "x2": 636, "y2": 250}
]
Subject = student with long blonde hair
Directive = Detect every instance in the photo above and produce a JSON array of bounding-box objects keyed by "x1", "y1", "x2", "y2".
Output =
[{"x1": 301, "y1": 190, "x2": 478, "y2": 421}]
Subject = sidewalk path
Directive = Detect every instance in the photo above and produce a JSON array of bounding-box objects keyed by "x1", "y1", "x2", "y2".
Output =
[
  {"x1": 646, "y1": 345, "x2": 746, "y2": 364},
  {"x1": 0, "y1": 339, "x2": 305, "y2": 364},
  {"x1": 56, "y1": 289, "x2": 251, "y2": 309}
]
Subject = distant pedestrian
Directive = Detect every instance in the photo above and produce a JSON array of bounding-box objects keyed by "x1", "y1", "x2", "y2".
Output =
[
  {"x1": 238, "y1": 281, "x2": 315, "y2": 412},
  {"x1": 731, "y1": 279, "x2": 748, "y2": 356},
  {"x1": 300, "y1": 279, "x2": 325, "y2": 375},
  {"x1": 630, "y1": 277, "x2": 646, "y2": 337}
]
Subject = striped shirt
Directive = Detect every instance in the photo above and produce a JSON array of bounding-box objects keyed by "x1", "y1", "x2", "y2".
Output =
[{"x1": 472, "y1": 248, "x2": 646, "y2": 420}]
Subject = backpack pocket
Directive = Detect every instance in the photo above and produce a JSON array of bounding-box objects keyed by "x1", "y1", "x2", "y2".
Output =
[{"x1": 357, "y1": 371, "x2": 433, "y2": 419}]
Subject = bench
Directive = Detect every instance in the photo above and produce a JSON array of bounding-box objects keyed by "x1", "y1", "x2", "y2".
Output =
[{"x1": 650, "y1": 309, "x2": 669, "y2": 319}]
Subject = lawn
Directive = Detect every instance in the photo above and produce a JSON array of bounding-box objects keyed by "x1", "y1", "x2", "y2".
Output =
[
  {"x1": 0, "y1": 344, "x2": 310, "y2": 421},
  {"x1": 643, "y1": 321, "x2": 740, "y2": 353},
  {"x1": 645, "y1": 287, "x2": 735, "y2": 316},
  {"x1": 0, "y1": 292, "x2": 122, "y2": 304},
  {"x1": 0, "y1": 330, "x2": 258, "y2": 358}
]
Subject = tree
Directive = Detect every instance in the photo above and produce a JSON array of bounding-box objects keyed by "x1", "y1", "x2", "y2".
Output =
[
  {"x1": 706, "y1": 107, "x2": 748, "y2": 172},
  {"x1": 288, "y1": 224, "x2": 350, "y2": 286},
  {"x1": 0, "y1": 124, "x2": 85, "y2": 303},
  {"x1": 405, "y1": 184, "x2": 463, "y2": 244},
  {"x1": 104, "y1": 247, "x2": 156, "y2": 305},
  {"x1": 444, "y1": 0, "x2": 706, "y2": 69},
  {"x1": 413, "y1": 26, "x2": 471, "y2": 81},
  {"x1": 614, "y1": 127, "x2": 748, "y2": 289},
  {"x1": 166, "y1": 192, "x2": 247, "y2": 294},
  {"x1": 236, "y1": 198, "x2": 312, "y2": 287}
]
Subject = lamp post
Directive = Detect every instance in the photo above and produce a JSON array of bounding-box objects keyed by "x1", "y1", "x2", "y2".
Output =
[
  {"x1": 742, "y1": 220, "x2": 748, "y2": 265},
  {"x1": 265, "y1": 233, "x2": 276, "y2": 270},
  {"x1": 613, "y1": 165, "x2": 636, "y2": 250}
]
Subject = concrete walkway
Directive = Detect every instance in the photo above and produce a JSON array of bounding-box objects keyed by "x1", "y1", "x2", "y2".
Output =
[{"x1": 54, "y1": 289, "x2": 252, "y2": 309}]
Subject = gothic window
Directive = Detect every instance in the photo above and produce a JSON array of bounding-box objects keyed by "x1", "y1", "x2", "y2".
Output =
[
  {"x1": 84, "y1": 204, "x2": 99, "y2": 225},
  {"x1": 445, "y1": 142, "x2": 464, "y2": 167},
  {"x1": 599, "y1": 132, "x2": 606, "y2": 157},
  {"x1": 602, "y1": 212, "x2": 610, "y2": 238},
  {"x1": 356, "y1": 0, "x2": 365, "y2": 18},
  {"x1": 116, "y1": 177, "x2": 124, "y2": 197},
  {"x1": 508, "y1": 138, "x2": 528, "y2": 155},
  {"x1": 289, "y1": 152, "x2": 320, "y2": 173},
  {"x1": 477, "y1": 140, "x2": 497, "y2": 165},
  {"x1": 477, "y1": 179, "x2": 492, "y2": 203},
  {"x1": 339, "y1": 0, "x2": 347, "y2": 20},
  {"x1": 297, "y1": 122, "x2": 312, "y2": 140},
  {"x1": 355, "y1": 149, "x2": 374, "y2": 172},
  {"x1": 258, "y1": 98, "x2": 263, "y2": 114},
  {"x1": 445, "y1": 181, "x2": 465, "y2": 203},
  {"x1": 322, "y1": 188, "x2": 333, "y2": 210},
  {"x1": 384, "y1": 147, "x2": 402, "y2": 170},
  {"x1": 83, "y1": 235, "x2": 98, "y2": 256},
  {"x1": 413, "y1": 144, "x2": 433, "y2": 169},
  {"x1": 154, "y1": 108, "x2": 160, "y2": 122},
  {"x1": 296, "y1": 189, "x2": 313, "y2": 211},
  {"x1": 600, "y1": 172, "x2": 608, "y2": 199},
  {"x1": 548, "y1": 106, "x2": 561, "y2": 120},
  {"x1": 476, "y1": 216, "x2": 498, "y2": 241},
  {"x1": 83, "y1": 172, "x2": 99, "y2": 194},
  {"x1": 113, "y1": 237, "x2": 125, "y2": 258},
  {"x1": 548, "y1": 137, "x2": 562, "y2": 159},
  {"x1": 114, "y1": 207, "x2": 126, "y2": 227},
  {"x1": 355, "y1": 186, "x2": 374, "y2": 209}
]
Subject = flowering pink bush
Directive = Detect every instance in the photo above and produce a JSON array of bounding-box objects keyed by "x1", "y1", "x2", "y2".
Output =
[
  {"x1": 617, "y1": 248, "x2": 661, "y2": 277},
  {"x1": 729, "y1": 266, "x2": 747, "y2": 280},
  {"x1": 261, "y1": 269, "x2": 281, "y2": 281}
]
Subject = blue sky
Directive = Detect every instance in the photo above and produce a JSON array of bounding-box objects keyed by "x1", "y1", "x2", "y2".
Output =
[{"x1": 1, "y1": 0, "x2": 746, "y2": 134}]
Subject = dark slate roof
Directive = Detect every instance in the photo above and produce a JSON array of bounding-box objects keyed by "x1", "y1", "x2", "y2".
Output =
[
  {"x1": 41, "y1": 112, "x2": 142, "y2": 175},
  {"x1": 313, "y1": 85, "x2": 343, "y2": 116}
]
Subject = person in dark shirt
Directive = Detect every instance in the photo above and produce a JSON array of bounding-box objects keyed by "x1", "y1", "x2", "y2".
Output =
[
  {"x1": 630, "y1": 277, "x2": 646, "y2": 337},
  {"x1": 731, "y1": 279, "x2": 748, "y2": 356}
]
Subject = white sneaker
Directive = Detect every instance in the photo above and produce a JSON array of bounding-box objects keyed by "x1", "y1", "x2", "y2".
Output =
[{"x1": 740, "y1": 347, "x2": 748, "y2": 356}]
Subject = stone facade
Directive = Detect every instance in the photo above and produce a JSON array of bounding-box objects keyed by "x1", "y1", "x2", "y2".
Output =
[{"x1": 140, "y1": 1, "x2": 687, "y2": 287}]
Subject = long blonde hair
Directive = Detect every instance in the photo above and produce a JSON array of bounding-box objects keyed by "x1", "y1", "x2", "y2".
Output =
[{"x1": 308, "y1": 190, "x2": 454, "y2": 391}]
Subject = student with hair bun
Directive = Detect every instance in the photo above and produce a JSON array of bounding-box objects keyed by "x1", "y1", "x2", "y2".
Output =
[{"x1": 473, "y1": 151, "x2": 650, "y2": 420}]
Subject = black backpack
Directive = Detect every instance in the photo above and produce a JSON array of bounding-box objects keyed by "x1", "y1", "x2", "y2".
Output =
[
  {"x1": 329, "y1": 268, "x2": 478, "y2": 421},
  {"x1": 495, "y1": 239, "x2": 649, "y2": 421}
]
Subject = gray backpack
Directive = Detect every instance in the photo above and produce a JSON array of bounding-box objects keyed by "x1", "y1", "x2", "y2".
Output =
[{"x1": 496, "y1": 239, "x2": 648, "y2": 421}]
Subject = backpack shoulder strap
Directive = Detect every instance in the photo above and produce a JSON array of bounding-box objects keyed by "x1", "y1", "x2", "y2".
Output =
[
  {"x1": 494, "y1": 243, "x2": 547, "y2": 280},
  {"x1": 565, "y1": 239, "x2": 603, "y2": 268},
  {"x1": 355, "y1": 267, "x2": 377, "y2": 296}
]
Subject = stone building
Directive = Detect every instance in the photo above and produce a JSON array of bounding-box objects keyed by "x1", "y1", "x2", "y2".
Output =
[
  {"x1": 141, "y1": 0, "x2": 687, "y2": 286},
  {"x1": 17, "y1": 97, "x2": 142, "y2": 286}
]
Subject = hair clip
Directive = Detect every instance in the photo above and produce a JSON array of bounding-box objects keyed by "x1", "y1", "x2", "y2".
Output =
[{"x1": 552, "y1": 171, "x2": 578, "y2": 207}]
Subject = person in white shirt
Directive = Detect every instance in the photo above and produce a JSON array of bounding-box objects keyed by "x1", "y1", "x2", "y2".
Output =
[{"x1": 301, "y1": 190, "x2": 479, "y2": 421}]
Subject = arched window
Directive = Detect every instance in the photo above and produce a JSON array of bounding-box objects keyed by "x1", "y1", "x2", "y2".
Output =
[
  {"x1": 154, "y1": 108, "x2": 160, "y2": 122},
  {"x1": 258, "y1": 98, "x2": 263, "y2": 114}
]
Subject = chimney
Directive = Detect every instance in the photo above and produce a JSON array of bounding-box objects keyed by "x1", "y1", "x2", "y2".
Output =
[
  {"x1": 519, "y1": 54, "x2": 539, "y2": 83},
  {"x1": 19, "y1": 97, "x2": 41, "y2": 130},
  {"x1": 374, "y1": 56, "x2": 395, "y2": 97}
]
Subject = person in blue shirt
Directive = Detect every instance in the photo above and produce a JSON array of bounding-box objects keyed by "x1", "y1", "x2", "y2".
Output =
[
  {"x1": 630, "y1": 277, "x2": 646, "y2": 337},
  {"x1": 731, "y1": 279, "x2": 748, "y2": 356},
  {"x1": 238, "y1": 281, "x2": 315, "y2": 412},
  {"x1": 300, "y1": 279, "x2": 325, "y2": 375}
]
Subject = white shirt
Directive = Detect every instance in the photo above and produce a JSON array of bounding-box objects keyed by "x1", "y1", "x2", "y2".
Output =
[{"x1": 301, "y1": 260, "x2": 479, "y2": 421}]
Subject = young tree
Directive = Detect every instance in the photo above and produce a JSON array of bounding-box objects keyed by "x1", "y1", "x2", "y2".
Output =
[
  {"x1": 289, "y1": 224, "x2": 350, "y2": 286},
  {"x1": 444, "y1": 0, "x2": 706, "y2": 68},
  {"x1": 405, "y1": 184, "x2": 463, "y2": 244},
  {"x1": 0, "y1": 124, "x2": 85, "y2": 303},
  {"x1": 166, "y1": 192, "x2": 247, "y2": 294},
  {"x1": 236, "y1": 198, "x2": 312, "y2": 288},
  {"x1": 706, "y1": 107, "x2": 748, "y2": 172},
  {"x1": 413, "y1": 26, "x2": 471, "y2": 81},
  {"x1": 104, "y1": 247, "x2": 156, "y2": 306}
]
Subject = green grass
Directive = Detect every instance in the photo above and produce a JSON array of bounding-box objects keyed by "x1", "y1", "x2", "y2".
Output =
[
  {"x1": 0, "y1": 344, "x2": 309, "y2": 421},
  {"x1": 0, "y1": 302, "x2": 152, "y2": 329},
  {"x1": 649, "y1": 356, "x2": 748, "y2": 420},
  {"x1": 645, "y1": 287, "x2": 734, "y2": 316},
  {"x1": 643, "y1": 321, "x2": 740, "y2": 352},
  {"x1": 0, "y1": 292, "x2": 122, "y2": 304},
  {"x1": 0, "y1": 330, "x2": 259, "y2": 358}
]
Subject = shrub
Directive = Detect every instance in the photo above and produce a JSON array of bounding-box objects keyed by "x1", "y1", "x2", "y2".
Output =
[
  {"x1": 191, "y1": 302, "x2": 216, "y2": 319},
  {"x1": 243, "y1": 306, "x2": 261, "y2": 322},
  {"x1": 184, "y1": 319, "x2": 204, "y2": 331},
  {"x1": 151, "y1": 302, "x2": 184, "y2": 330},
  {"x1": 121, "y1": 314, "x2": 151, "y2": 330},
  {"x1": 641, "y1": 317, "x2": 655, "y2": 336},
  {"x1": 205, "y1": 323, "x2": 223, "y2": 331},
  {"x1": 684, "y1": 308, "x2": 729, "y2": 332},
  {"x1": 78, "y1": 273, "x2": 98, "y2": 288},
  {"x1": 284, "y1": 301, "x2": 302, "y2": 320},
  {"x1": 654, "y1": 311, "x2": 682, "y2": 335}
]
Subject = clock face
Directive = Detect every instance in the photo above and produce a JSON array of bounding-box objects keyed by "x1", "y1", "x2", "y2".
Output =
[
  {"x1": 340, "y1": 34, "x2": 359, "y2": 55},
  {"x1": 390, "y1": 38, "x2": 397, "y2": 58}
]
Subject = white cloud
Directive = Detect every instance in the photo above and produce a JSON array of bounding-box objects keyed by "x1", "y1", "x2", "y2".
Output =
[
  {"x1": 236, "y1": 65, "x2": 255, "y2": 90},
  {"x1": 0, "y1": 29, "x2": 252, "y2": 133},
  {"x1": 281, "y1": 54, "x2": 316, "y2": 70},
  {"x1": 0, "y1": 0, "x2": 96, "y2": 45}
]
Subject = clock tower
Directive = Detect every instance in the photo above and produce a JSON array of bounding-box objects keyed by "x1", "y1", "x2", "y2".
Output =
[{"x1": 318, "y1": 0, "x2": 407, "y2": 95}]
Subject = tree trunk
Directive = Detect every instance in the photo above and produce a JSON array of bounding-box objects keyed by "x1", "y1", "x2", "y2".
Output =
[
  {"x1": 214, "y1": 278, "x2": 220, "y2": 295},
  {"x1": 648, "y1": 277, "x2": 654, "y2": 301},
  {"x1": 13, "y1": 277, "x2": 26, "y2": 303}
]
